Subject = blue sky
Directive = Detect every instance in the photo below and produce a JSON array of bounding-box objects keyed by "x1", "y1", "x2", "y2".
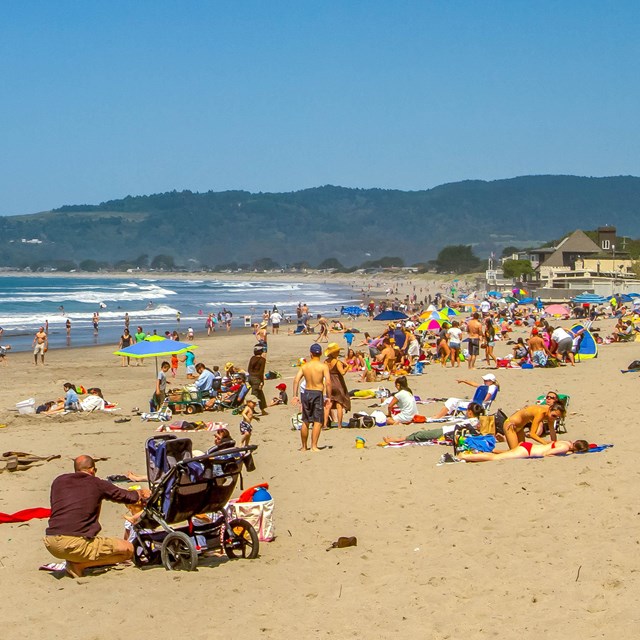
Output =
[{"x1": 1, "y1": 1, "x2": 639, "y2": 215}]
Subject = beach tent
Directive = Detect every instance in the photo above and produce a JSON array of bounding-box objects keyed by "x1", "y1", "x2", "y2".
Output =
[
  {"x1": 571, "y1": 323, "x2": 597, "y2": 360},
  {"x1": 373, "y1": 310, "x2": 408, "y2": 321},
  {"x1": 545, "y1": 304, "x2": 570, "y2": 317},
  {"x1": 343, "y1": 306, "x2": 367, "y2": 316}
]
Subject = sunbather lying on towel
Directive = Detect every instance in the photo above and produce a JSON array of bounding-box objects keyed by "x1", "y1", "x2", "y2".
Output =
[
  {"x1": 383, "y1": 403, "x2": 485, "y2": 444},
  {"x1": 459, "y1": 439, "x2": 589, "y2": 462}
]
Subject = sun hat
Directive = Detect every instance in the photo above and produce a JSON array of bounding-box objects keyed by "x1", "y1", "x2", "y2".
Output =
[
  {"x1": 259, "y1": 322, "x2": 268, "y2": 329},
  {"x1": 482, "y1": 373, "x2": 497, "y2": 382},
  {"x1": 310, "y1": 343, "x2": 322, "y2": 355},
  {"x1": 245, "y1": 395, "x2": 259, "y2": 405},
  {"x1": 276, "y1": 383, "x2": 287, "y2": 390},
  {"x1": 324, "y1": 342, "x2": 342, "y2": 356},
  {"x1": 224, "y1": 362, "x2": 234, "y2": 370}
]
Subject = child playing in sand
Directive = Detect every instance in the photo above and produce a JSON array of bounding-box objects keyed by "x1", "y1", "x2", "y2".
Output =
[
  {"x1": 268, "y1": 383, "x2": 288, "y2": 406},
  {"x1": 239, "y1": 396, "x2": 258, "y2": 446}
]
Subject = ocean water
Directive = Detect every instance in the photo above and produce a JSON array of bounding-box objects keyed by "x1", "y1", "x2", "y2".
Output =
[{"x1": 0, "y1": 275, "x2": 359, "y2": 352}]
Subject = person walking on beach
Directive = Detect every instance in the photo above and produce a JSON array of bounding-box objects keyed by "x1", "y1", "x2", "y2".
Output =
[
  {"x1": 466, "y1": 312, "x2": 483, "y2": 369},
  {"x1": 293, "y1": 344, "x2": 332, "y2": 452},
  {"x1": 247, "y1": 346, "x2": 268, "y2": 415},
  {"x1": 92, "y1": 312, "x2": 99, "y2": 335},
  {"x1": 33, "y1": 326, "x2": 48, "y2": 365},
  {"x1": 314, "y1": 314, "x2": 329, "y2": 343}
]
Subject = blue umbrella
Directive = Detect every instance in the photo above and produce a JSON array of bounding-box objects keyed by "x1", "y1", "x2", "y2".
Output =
[
  {"x1": 343, "y1": 306, "x2": 367, "y2": 316},
  {"x1": 518, "y1": 297, "x2": 535, "y2": 305},
  {"x1": 487, "y1": 291, "x2": 502, "y2": 297},
  {"x1": 374, "y1": 310, "x2": 408, "y2": 321},
  {"x1": 627, "y1": 292, "x2": 640, "y2": 298},
  {"x1": 618, "y1": 294, "x2": 633, "y2": 303},
  {"x1": 572, "y1": 293, "x2": 606, "y2": 304}
]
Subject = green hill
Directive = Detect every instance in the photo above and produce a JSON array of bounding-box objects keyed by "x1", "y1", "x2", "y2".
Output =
[{"x1": 1, "y1": 175, "x2": 639, "y2": 269}]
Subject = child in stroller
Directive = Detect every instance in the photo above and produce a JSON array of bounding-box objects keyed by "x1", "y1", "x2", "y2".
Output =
[{"x1": 131, "y1": 434, "x2": 259, "y2": 571}]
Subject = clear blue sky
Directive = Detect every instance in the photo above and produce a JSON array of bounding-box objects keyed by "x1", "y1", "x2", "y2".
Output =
[{"x1": 1, "y1": 1, "x2": 639, "y2": 215}]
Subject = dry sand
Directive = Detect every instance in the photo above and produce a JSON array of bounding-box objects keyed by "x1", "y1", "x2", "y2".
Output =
[{"x1": 1, "y1": 301, "x2": 639, "y2": 639}]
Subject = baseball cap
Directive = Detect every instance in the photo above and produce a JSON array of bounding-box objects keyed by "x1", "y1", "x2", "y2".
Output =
[
  {"x1": 276, "y1": 383, "x2": 287, "y2": 390},
  {"x1": 310, "y1": 343, "x2": 322, "y2": 355},
  {"x1": 482, "y1": 373, "x2": 497, "y2": 382}
]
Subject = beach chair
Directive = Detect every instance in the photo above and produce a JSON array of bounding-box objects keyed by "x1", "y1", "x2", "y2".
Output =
[
  {"x1": 452, "y1": 385, "x2": 499, "y2": 417},
  {"x1": 536, "y1": 393, "x2": 570, "y2": 434}
]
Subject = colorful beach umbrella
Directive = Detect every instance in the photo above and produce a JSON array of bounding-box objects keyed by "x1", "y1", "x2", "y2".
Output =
[
  {"x1": 572, "y1": 293, "x2": 606, "y2": 304},
  {"x1": 544, "y1": 304, "x2": 570, "y2": 316},
  {"x1": 487, "y1": 291, "x2": 502, "y2": 298},
  {"x1": 114, "y1": 338, "x2": 197, "y2": 375},
  {"x1": 418, "y1": 319, "x2": 444, "y2": 331},
  {"x1": 439, "y1": 307, "x2": 460, "y2": 317}
]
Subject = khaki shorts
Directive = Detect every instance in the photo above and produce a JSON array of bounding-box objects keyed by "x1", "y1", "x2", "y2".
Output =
[
  {"x1": 44, "y1": 535, "x2": 122, "y2": 563},
  {"x1": 34, "y1": 343, "x2": 46, "y2": 356}
]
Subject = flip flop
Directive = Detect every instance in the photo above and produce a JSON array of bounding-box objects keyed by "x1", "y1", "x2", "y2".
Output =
[{"x1": 114, "y1": 418, "x2": 131, "y2": 424}]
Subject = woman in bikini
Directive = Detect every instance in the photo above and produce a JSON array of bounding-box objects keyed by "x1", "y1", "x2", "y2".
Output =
[
  {"x1": 502, "y1": 403, "x2": 566, "y2": 449},
  {"x1": 459, "y1": 439, "x2": 589, "y2": 462}
]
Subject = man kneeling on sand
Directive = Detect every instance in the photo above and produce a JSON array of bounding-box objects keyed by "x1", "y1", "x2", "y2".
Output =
[{"x1": 44, "y1": 455, "x2": 150, "y2": 578}]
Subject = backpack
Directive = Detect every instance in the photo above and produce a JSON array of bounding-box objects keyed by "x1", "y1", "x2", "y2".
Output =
[{"x1": 493, "y1": 409, "x2": 508, "y2": 436}]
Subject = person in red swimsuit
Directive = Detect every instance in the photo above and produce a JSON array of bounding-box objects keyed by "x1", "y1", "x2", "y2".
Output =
[{"x1": 459, "y1": 439, "x2": 589, "y2": 462}]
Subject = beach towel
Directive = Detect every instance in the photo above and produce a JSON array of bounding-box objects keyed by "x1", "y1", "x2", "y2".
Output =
[
  {"x1": 155, "y1": 421, "x2": 228, "y2": 433},
  {"x1": 0, "y1": 507, "x2": 51, "y2": 524}
]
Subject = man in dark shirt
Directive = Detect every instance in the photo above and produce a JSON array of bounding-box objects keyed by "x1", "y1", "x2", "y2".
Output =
[
  {"x1": 44, "y1": 455, "x2": 149, "y2": 578},
  {"x1": 247, "y1": 345, "x2": 268, "y2": 415}
]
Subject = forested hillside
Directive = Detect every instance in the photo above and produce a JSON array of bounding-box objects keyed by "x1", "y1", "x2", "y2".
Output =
[{"x1": 1, "y1": 175, "x2": 639, "y2": 269}]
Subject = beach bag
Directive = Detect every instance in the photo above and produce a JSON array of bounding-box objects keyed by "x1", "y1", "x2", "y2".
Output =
[
  {"x1": 493, "y1": 409, "x2": 508, "y2": 436},
  {"x1": 290, "y1": 413, "x2": 302, "y2": 431},
  {"x1": 478, "y1": 415, "x2": 496, "y2": 435},
  {"x1": 227, "y1": 499, "x2": 275, "y2": 542},
  {"x1": 370, "y1": 410, "x2": 388, "y2": 426}
]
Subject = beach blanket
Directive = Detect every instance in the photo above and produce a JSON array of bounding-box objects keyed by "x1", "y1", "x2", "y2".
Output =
[
  {"x1": 378, "y1": 440, "x2": 449, "y2": 448},
  {"x1": 155, "y1": 421, "x2": 228, "y2": 433},
  {"x1": 0, "y1": 507, "x2": 51, "y2": 524}
]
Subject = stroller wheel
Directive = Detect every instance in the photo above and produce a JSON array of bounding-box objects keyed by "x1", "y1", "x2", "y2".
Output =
[
  {"x1": 160, "y1": 532, "x2": 198, "y2": 571},
  {"x1": 224, "y1": 518, "x2": 259, "y2": 560}
]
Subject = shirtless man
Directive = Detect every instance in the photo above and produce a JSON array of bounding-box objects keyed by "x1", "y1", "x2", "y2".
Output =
[
  {"x1": 375, "y1": 338, "x2": 396, "y2": 372},
  {"x1": 527, "y1": 328, "x2": 550, "y2": 367},
  {"x1": 502, "y1": 403, "x2": 566, "y2": 449},
  {"x1": 33, "y1": 326, "x2": 48, "y2": 365},
  {"x1": 293, "y1": 344, "x2": 332, "y2": 451},
  {"x1": 466, "y1": 312, "x2": 483, "y2": 370},
  {"x1": 314, "y1": 314, "x2": 329, "y2": 343}
]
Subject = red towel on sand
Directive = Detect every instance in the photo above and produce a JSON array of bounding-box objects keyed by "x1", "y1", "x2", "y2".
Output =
[{"x1": 0, "y1": 508, "x2": 51, "y2": 524}]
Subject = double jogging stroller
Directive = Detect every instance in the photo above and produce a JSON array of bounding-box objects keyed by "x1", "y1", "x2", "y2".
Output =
[{"x1": 131, "y1": 434, "x2": 259, "y2": 571}]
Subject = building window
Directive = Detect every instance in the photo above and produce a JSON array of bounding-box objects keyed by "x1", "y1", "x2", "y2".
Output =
[{"x1": 602, "y1": 240, "x2": 610, "y2": 250}]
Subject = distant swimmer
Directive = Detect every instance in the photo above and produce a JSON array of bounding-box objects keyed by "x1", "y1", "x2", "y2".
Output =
[
  {"x1": 58, "y1": 305, "x2": 65, "y2": 315},
  {"x1": 146, "y1": 301, "x2": 154, "y2": 309},
  {"x1": 99, "y1": 302, "x2": 107, "y2": 309}
]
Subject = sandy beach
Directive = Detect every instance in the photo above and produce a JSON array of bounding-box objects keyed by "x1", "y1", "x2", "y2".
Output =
[{"x1": 1, "y1": 292, "x2": 639, "y2": 639}]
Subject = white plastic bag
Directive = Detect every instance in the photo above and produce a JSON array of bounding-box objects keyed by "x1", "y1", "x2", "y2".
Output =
[{"x1": 227, "y1": 499, "x2": 275, "y2": 542}]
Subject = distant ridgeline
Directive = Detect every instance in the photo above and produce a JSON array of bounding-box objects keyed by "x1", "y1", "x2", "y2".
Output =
[{"x1": 1, "y1": 175, "x2": 640, "y2": 269}]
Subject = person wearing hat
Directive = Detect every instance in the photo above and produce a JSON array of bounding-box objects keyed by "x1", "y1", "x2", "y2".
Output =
[
  {"x1": 247, "y1": 345, "x2": 268, "y2": 415},
  {"x1": 293, "y1": 344, "x2": 332, "y2": 451},
  {"x1": 254, "y1": 323, "x2": 268, "y2": 352},
  {"x1": 432, "y1": 374, "x2": 500, "y2": 419},
  {"x1": 269, "y1": 383, "x2": 288, "y2": 406},
  {"x1": 324, "y1": 342, "x2": 351, "y2": 428}
]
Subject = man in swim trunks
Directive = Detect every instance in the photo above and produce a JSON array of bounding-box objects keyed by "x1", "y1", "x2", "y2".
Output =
[
  {"x1": 466, "y1": 312, "x2": 483, "y2": 370},
  {"x1": 459, "y1": 439, "x2": 589, "y2": 462},
  {"x1": 527, "y1": 328, "x2": 549, "y2": 367},
  {"x1": 33, "y1": 326, "x2": 48, "y2": 365},
  {"x1": 293, "y1": 343, "x2": 332, "y2": 452},
  {"x1": 503, "y1": 403, "x2": 566, "y2": 449}
]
